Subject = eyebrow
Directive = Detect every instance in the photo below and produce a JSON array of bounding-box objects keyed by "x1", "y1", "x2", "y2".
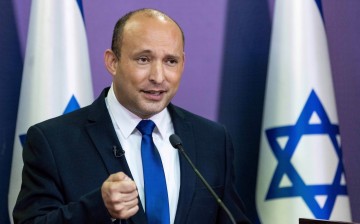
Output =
[{"x1": 133, "y1": 49, "x2": 182, "y2": 59}]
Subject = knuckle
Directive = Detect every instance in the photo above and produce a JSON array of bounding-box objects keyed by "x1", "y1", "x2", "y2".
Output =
[{"x1": 114, "y1": 203, "x2": 125, "y2": 211}]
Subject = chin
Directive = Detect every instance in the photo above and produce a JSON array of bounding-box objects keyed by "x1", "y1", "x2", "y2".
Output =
[{"x1": 140, "y1": 103, "x2": 167, "y2": 117}]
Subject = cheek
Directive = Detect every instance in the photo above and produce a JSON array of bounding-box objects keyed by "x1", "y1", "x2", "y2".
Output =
[
  {"x1": 168, "y1": 72, "x2": 183, "y2": 87},
  {"x1": 116, "y1": 66, "x2": 144, "y2": 88},
  {"x1": 165, "y1": 67, "x2": 183, "y2": 83}
]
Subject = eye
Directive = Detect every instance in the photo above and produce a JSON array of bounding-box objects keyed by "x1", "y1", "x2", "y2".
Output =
[
  {"x1": 136, "y1": 56, "x2": 150, "y2": 64},
  {"x1": 165, "y1": 58, "x2": 178, "y2": 67}
]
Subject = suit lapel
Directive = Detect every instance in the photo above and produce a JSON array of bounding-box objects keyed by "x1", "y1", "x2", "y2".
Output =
[
  {"x1": 84, "y1": 93, "x2": 198, "y2": 224},
  {"x1": 85, "y1": 111, "x2": 126, "y2": 175},
  {"x1": 85, "y1": 88, "x2": 147, "y2": 224},
  {"x1": 168, "y1": 104, "x2": 197, "y2": 224}
]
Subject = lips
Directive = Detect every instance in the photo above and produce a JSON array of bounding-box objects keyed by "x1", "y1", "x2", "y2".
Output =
[
  {"x1": 142, "y1": 89, "x2": 167, "y2": 100},
  {"x1": 144, "y1": 90, "x2": 164, "y2": 95}
]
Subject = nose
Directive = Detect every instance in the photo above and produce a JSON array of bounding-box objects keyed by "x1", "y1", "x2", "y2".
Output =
[{"x1": 149, "y1": 61, "x2": 165, "y2": 84}]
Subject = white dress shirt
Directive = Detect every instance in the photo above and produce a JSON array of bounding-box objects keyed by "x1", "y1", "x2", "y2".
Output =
[{"x1": 105, "y1": 84, "x2": 180, "y2": 224}]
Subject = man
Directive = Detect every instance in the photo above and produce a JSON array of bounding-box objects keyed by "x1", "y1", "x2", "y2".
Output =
[{"x1": 13, "y1": 8, "x2": 250, "y2": 224}]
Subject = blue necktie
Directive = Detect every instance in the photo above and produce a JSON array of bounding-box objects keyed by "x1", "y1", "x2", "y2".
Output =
[{"x1": 137, "y1": 120, "x2": 170, "y2": 224}]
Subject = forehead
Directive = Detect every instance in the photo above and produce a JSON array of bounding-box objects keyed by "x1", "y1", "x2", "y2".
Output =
[
  {"x1": 122, "y1": 13, "x2": 184, "y2": 49},
  {"x1": 125, "y1": 12, "x2": 174, "y2": 30}
]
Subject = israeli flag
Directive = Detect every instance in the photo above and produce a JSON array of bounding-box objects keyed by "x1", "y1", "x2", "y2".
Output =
[
  {"x1": 8, "y1": 0, "x2": 93, "y2": 222},
  {"x1": 256, "y1": 0, "x2": 352, "y2": 223}
]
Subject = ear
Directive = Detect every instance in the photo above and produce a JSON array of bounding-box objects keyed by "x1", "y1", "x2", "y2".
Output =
[
  {"x1": 104, "y1": 49, "x2": 118, "y2": 76},
  {"x1": 180, "y1": 51, "x2": 185, "y2": 72},
  {"x1": 182, "y1": 51, "x2": 186, "y2": 67}
]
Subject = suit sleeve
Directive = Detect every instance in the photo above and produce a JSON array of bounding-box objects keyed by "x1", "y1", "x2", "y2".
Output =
[
  {"x1": 217, "y1": 127, "x2": 251, "y2": 224},
  {"x1": 13, "y1": 125, "x2": 112, "y2": 224}
]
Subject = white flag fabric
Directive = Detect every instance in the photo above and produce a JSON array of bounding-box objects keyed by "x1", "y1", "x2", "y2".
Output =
[
  {"x1": 256, "y1": 0, "x2": 352, "y2": 223},
  {"x1": 8, "y1": 0, "x2": 93, "y2": 221}
]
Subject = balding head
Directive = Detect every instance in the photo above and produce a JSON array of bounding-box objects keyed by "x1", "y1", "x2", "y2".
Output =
[{"x1": 111, "y1": 8, "x2": 185, "y2": 58}]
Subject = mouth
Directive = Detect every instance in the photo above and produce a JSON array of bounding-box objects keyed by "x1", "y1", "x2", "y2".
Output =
[
  {"x1": 143, "y1": 90, "x2": 165, "y2": 95},
  {"x1": 141, "y1": 89, "x2": 167, "y2": 100}
]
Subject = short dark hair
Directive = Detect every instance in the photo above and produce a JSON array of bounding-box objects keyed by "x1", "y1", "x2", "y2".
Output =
[{"x1": 111, "y1": 8, "x2": 185, "y2": 58}]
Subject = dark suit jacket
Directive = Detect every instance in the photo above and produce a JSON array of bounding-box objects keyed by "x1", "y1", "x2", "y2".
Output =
[{"x1": 13, "y1": 88, "x2": 250, "y2": 224}]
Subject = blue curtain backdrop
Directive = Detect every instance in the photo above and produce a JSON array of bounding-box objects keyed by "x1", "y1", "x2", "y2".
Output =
[
  {"x1": 218, "y1": 0, "x2": 271, "y2": 222},
  {"x1": 0, "y1": 0, "x2": 23, "y2": 223}
]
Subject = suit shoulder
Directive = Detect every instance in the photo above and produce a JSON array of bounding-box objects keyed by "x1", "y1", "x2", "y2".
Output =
[
  {"x1": 32, "y1": 105, "x2": 92, "y2": 131},
  {"x1": 31, "y1": 87, "x2": 110, "y2": 131}
]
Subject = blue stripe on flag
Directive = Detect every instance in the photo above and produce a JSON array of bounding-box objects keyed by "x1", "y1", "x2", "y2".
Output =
[
  {"x1": 315, "y1": 0, "x2": 324, "y2": 20},
  {"x1": 76, "y1": 0, "x2": 85, "y2": 21}
]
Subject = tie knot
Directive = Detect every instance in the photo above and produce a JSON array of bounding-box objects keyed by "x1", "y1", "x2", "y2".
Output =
[{"x1": 137, "y1": 120, "x2": 156, "y2": 136}]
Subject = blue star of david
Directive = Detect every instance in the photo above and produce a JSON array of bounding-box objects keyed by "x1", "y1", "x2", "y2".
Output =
[
  {"x1": 19, "y1": 95, "x2": 80, "y2": 146},
  {"x1": 265, "y1": 90, "x2": 348, "y2": 219}
]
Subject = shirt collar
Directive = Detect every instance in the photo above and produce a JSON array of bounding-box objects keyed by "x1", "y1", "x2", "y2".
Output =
[{"x1": 106, "y1": 84, "x2": 172, "y2": 140}]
